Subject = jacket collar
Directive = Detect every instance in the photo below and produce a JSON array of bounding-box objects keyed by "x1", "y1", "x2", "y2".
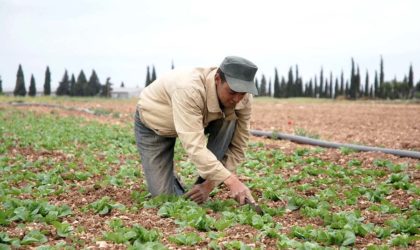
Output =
[{"x1": 205, "y1": 68, "x2": 222, "y2": 113}]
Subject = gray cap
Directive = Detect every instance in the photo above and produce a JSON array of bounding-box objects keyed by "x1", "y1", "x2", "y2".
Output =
[{"x1": 219, "y1": 56, "x2": 258, "y2": 95}]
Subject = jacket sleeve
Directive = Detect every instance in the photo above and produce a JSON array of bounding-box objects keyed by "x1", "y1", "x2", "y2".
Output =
[
  {"x1": 172, "y1": 88, "x2": 232, "y2": 183},
  {"x1": 222, "y1": 95, "x2": 252, "y2": 173}
]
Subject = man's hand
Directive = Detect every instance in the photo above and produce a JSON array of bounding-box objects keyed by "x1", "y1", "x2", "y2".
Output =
[
  {"x1": 223, "y1": 174, "x2": 254, "y2": 205},
  {"x1": 185, "y1": 179, "x2": 215, "y2": 204}
]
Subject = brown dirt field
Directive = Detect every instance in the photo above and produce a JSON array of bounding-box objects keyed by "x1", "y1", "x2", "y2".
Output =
[{"x1": 251, "y1": 98, "x2": 420, "y2": 151}]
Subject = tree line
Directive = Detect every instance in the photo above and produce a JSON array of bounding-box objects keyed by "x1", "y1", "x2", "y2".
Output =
[
  {"x1": 8, "y1": 65, "x2": 114, "y2": 97},
  {"x1": 144, "y1": 65, "x2": 157, "y2": 87},
  {"x1": 55, "y1": 69, "x2": 113, "y2": 97},
  {"x1": 2, "y1": 57, "x2": 419, "y2": 100},
  {"x1": 256, "y1": 57, "x2": 420, "y2": 100}
]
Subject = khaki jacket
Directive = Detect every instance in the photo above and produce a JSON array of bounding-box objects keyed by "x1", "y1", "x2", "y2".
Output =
[{"x1": 136, "y1": 67, "x2": 252, "y2": 183}]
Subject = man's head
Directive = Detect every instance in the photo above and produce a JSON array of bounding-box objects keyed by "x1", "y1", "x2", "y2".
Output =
[{"x1": 215, "y1": 56, "x2": 258, "y2": 108}]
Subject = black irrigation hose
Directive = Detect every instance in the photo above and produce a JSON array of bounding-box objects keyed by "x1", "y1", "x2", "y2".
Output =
[{"x1": 250, "y1": 130, "x2": 420, "y2": 159}]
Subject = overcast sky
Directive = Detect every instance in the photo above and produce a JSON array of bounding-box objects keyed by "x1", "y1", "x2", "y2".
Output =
[{"x1": 1, "y1": 0, "x2": 419, "y2": 91}]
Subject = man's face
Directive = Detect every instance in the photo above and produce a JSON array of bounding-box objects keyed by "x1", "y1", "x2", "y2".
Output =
[{"x1": 215, "y1": 73, "x2": 246, "y2": 109}]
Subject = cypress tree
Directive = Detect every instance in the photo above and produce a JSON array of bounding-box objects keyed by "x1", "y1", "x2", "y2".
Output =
[
  {"x1": 329, "y1": 72, "x2": 333, "y2": 98},
  {"x1": 0, "y1": 75, "x2": 3, "y2": 94},
  {"x1": 295, "y1": 65, "x2": 300, "y2": 96},
  {"x1": 280, "y1": 76, "x2": 287, "y2": 98},
  {"x1": 379, "y1": 56, "x2": 384, "y2": 86},
  {"x1": 151, "y1": 66, "x2": 157, "y2": 82},
  {"x1": 70, "y1": 74, "x2": 76, "y2": 96},
  {"x1": 349, "y1": 58, "x2": 356, "y2": 99},
  {"x1": 260, "y1": 74, "x2": 267, "y2": 96},
  {"x1": 340, "y1": 71, "x2": 344, "y2": 96},
  {"x1": 402, "y1": 75, "x2": 409, "y2": 99},
  {"x1": 296, "y1": 77, "x2": 303, "y2": 96},
  {"x1": 171, "y1": 60, "x2": 175, "y2": 70},
  {"x1": 306, "y1": 79, "x2": 311, "y2": 97},
  {"x1": 145, "y1": 66, "x2": 151, "y2": 87},
  {"x1": 314, "y1": 76, "x2": 318, "y2": 98},
  {"x1": 408, "y1": 64, "x2": 414, "y2": 89},
  {"x1": 330, "y1": 79, "x2": 333, "y2": 98},
  {"x1": 304, "y1": 82, "x2": 308, "y2": 97},
  {"x1": 87, "y1": 70, "x2": 101, "y2": 96},
  {"x1": 100, "y1": 77, "x2": 113, "y2": 97},
  {"x1": 308, "y1": 79, "x2": 314, "y2": 97},
  {"x1": 273, "y1": 68, "x2": 281, "y2": 98},
  {"x1": 390, "y1": 77, "x2": 398, "y2": 99},
  {"x1": 364, "y1": 71, "x2": 369, "y2": 97},
  {"x1": 29, "y1": 74, "x2": 37, "y2": 97},
  {"x1": 268, "y1": 79, "x2": 272, "y2": 97},
  {"x1": 374, "y1": 71, "x2": 379, "y2": 98},
  {"x1": 56, "y1": 70, "x2": 70, "y2": 96},
  {"x1": 408, "y1": 64, "x2": 414, "y2": 98},
  {"x1": 14, "y1": 64, "x2": 27, "y2": 96},
  {"x1": 328, "y1": 80, "x2": 332, "y2": 98},
  {"x1": 356, "y1": 66, "x2": 361, "y2": 99},
  {"x1": 75, "y1": 70, "x2": 88, "y2": 96},
  {"x1": 286, "y1": 67, "x2": 294, "y2": 97},
  {"x1": 44, "y1": 66, "x2": 51, "y2": 96},
  {"x1": 325, "y1": 80, "x2": 329, "y2": 98},
  {"x1": 334, "y1": 78, "x2": 339, "y2": 99},
  {"x1": 319, "y1": 68, "x2": 324, "y2": 98}
]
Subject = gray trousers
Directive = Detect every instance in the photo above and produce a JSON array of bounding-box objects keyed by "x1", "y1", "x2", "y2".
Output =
[{"x1": 134, "y1": 111, "x2": 236, "y2": 196}]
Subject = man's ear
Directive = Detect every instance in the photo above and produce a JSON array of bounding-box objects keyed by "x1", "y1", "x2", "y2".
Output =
[{"x1": 215, "y1": 72, "x2": 221, "y2": 85}]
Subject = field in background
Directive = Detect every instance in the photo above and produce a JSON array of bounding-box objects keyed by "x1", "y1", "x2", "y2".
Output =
[
  {"x1": 2, "y1": 95, "x2": 419, "y2": 151},
  {"x1": 0, "y1": 97, "x2": 419, "y2": 249}
]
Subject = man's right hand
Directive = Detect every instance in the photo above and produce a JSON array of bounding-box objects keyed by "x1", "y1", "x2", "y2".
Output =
[
  {"x1": 223, "y1": 174, "x2": 254, "y2": 205},
  {"x1": 185, "y1": 179, "x2": 215, "y2": 204}
]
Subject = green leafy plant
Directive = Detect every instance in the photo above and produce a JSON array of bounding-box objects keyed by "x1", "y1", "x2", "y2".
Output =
[
  {"x1": 290, "y1": 226, "x2": 356, "y2": 246},
  {"x1": 128, "y1": 241, "x2": 167, "y2": 250},
  {"x1": 386, "y1": 173, "x2": 411, "y2": 190},
  {"x1": 103, "y1": 223, "x2": 161, "y2": 245},
  {"x1": 224, "y1": 240, "x2": 252, "y2": 250},
  {"x1": 0, "y1": 232, "x2": 16, "y2": 246},
  {"x1": 168, "y1": 232, "x2": 202, "y2": 246},
  {"x1": 87, "y1": 196, "x2": 125, "y2": 215},
  {"x1": 386, "y1": 217, "x2": 419, "y2": 235},
  {"x1": 390, "y1": 234, "x2": 418, "y2": 247},
  {"x1": 52, "y1": 221, "x2": 73, "y2": 238},
  {"x1": 21, "y1": 230, "x2": 48, "y2": 245},
  {"x1": 204, "y1": 199, "x2": 236, "y2": 212},
  {"x1": 1, "y1": 199, "x2": 72, "y2": 224}
]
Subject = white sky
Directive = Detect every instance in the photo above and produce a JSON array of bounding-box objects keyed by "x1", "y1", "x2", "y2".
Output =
[{"x1": 1, "y1": 0, "x2": 419, "y2": 91}]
